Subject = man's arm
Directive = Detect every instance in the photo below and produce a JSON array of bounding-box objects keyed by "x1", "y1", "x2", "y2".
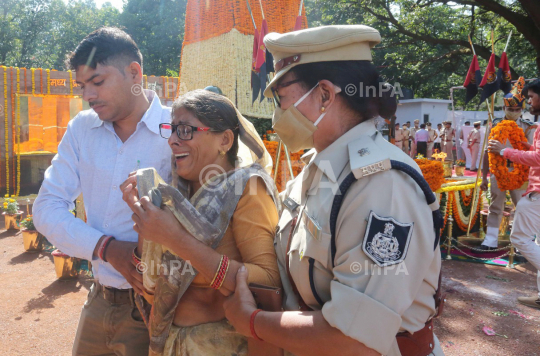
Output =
[
  {"x1": 33, "y1": 119, "x2": 104, "y2": 261},
  {"x1": 503, "y1": 135, "x2": 540, "y2": 166}
]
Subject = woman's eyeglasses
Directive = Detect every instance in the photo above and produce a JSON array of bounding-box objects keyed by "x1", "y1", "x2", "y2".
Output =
[
  {"x1": 159, "y1": 123, "x2": 221, "y2": 140},
  {"x1": 271, "y1": 79, "x2": 302, "y2": 107}
]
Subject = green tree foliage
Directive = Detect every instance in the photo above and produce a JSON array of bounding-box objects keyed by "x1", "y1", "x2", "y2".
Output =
[
  {"x1": 305, "y1": 0, "x2": 539, "y2": 109},
  {"x1": 0, "y1": 0, "x2": 186, "y2": 76},
  {"x1": 120, "y1": 0, "x2": 186, "y2": 76}
]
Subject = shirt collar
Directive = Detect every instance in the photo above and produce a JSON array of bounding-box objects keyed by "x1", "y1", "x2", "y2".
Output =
[
  {"x1": 310, "y1": 119, "x2": 378, "y2": 183},
  {"x1": 90, "y1": 90, "x2": 164, "y2": 135}
]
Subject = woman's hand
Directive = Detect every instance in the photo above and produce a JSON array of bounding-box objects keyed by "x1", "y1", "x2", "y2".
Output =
[
  {"x1": 223, "y1": 266, "x2": 258, "y2": 337},
  {"x1": 122, "y1": 180, "x2": 187, "y2": 247}
]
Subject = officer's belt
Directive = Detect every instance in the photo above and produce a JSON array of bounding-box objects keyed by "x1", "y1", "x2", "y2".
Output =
[{"x1": 396, "y1": 320, "x2": 435, "y2": 356}]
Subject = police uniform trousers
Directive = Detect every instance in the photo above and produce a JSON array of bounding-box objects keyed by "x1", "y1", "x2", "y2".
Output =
[
  {"x1": 402, "y1": 141, "x2": 410, "y2": 155},
  {"x1": 482, "y1": 175, "x2": 524, "y2": 248},
  {"x1": 395, "y1": 140, "x2": 403, "y2": 150},
  {"x1": 441, "y1": 141, "x2": 453, "y2": 160},
  {"x1": 72, "y1": 283, "x2": 150, "y2": 356},
  {"x1": 510, "y1": 192, "x2": 540, "y2": 297},
  {"x1": 469, "y1": 143, "x2": 479, "y2": 170},
  {"x1": 427, "y1": 142, "x2": 435, "y2": 158},
  {"x1": 410, "y1": 141, "x2": 417, "y2": 158}
]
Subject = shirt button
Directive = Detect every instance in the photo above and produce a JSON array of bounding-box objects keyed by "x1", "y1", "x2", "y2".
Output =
[
  {"x1": 112, "y1": 185, "x2": 117, "y2": 190},
  {"x1": 119, "y1": 150, "x2": 123, "y2": 155},
  {"x1": 104, "y1": 224, "x2": 109, "y2": 228}
]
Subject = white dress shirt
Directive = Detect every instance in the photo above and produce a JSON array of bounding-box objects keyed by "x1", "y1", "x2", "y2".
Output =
[{"x1": 33, "y1": 90, "x2": 172, "y2": 288}]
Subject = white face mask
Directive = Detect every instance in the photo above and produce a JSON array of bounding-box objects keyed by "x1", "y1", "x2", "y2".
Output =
[
  {"x1": 505, "y1": 108, "x2": 522, "y2": 121},
  {"x1": 272, "y1": 83, "x2": 339, "y2": 152}
]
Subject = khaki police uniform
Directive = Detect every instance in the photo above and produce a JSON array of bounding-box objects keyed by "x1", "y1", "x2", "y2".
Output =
[
  {"x1": 467, "y1": 124, "x2": 481, "y2": 170},
  {"x1": 482, "y1": 117, "x2": 537, "y2": 248},
  {"x1": 427, "y1": 128, "x2": 437, "y2": 158},
  {"x1": 263, "y1": 24, "x2": 443, "y2": 356},
  {"x1": 394, "y1": 127, "x2": 404, "y2": 149},
  {"x1": 402, "y1": 126, "x2": 410, "y2": 154},
  {"x1": 440, "y1": 124, "x2": 455, "y2": 160},
  {"x1": 274, "y1": 120, "x2": 443, "y2": 356}
]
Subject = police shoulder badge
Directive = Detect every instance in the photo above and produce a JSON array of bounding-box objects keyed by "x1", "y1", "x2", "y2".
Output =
[{"x1": 362, "y1": 211, "x2": 413, "y2": 267}]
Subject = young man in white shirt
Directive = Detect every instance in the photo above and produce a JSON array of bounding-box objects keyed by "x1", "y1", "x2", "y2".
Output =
[{"x1": 33, "y1": 27, "x2": 172, "y2": 355}]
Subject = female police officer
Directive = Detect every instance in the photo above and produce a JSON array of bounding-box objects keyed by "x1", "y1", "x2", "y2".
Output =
[{"x1": 224, "y1": 25, "x2": 444, "y2": 356}]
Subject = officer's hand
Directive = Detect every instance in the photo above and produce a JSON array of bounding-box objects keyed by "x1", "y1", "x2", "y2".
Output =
[
  {"x1": 480, "y1": 177, "x2": 489, "y2": 191},
  {"x1": 223, "y1": 266, "x2": 257, "y2": 337},
  {"x1": 106, "y1": 240, "x2": 144, "y2": 294},
  {"x1": 487, "y1": 139, "x2": 504, "y2": 154},
  {"x1": 521, "y1": 141, "x2": 532, "y2": 150}
]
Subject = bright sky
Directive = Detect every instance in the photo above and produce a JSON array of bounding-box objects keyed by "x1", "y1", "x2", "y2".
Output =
[
  {"x1": 95, "y1": 0, "x2": 124, "y2": 10},
  {"x1": 62, "y1": 0, "x2": 125, "y2": 11}
]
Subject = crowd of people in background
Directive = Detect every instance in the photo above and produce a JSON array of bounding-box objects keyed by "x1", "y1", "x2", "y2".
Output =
[{"x1": 391, "y1": 79, "x2": 540, "y2": 311}]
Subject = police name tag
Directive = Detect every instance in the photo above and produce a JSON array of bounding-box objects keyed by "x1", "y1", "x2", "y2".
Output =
[
  {"x1": 362, "y1": 211, "x2": 413, "y2": 267},
  {"x1": 283, "y1": 197, "x2": 300, "y2": 212},
  {"x1": 348, "y1": 136, "x2": 391, "y2": 179}
]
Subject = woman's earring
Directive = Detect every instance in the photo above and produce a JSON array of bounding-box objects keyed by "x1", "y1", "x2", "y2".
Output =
[
  {"x1": 219, "y1": 150, "x2": 226, "y2": 156},
  {"x1": 320, "y1": 107, "x2": 326, "y2": 113}
]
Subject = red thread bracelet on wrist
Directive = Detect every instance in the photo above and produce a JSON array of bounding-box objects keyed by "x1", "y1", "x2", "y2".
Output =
[
  {"x1": 101, "y1": 236, "x2": 115, "y2": 263},
  {"x1": 98, "y1": 236, "x2": 112, "y2": 261},
  {"x1": 250, "y1": 309, "x2": 263, "y2": 341}
]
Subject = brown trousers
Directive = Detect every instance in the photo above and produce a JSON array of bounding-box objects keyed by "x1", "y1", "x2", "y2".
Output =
[{"x1": 72, "y1": 283, "x2": 150, "y2": 356}]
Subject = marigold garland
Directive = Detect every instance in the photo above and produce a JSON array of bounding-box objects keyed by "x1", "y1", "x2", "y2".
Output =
[
  {"x1": 31, "y1": 68, "x2": 35, "y2": 95},
  {"x1": 11, "y1": 67, "x2": 15, "y2": 191},
  {"x1": 3, "y1": 67, "x2": 10, "y2": 195},
  {"x1": 263, "y1": 133, "x2": 304, "y2": 191},
  {"x1": 69, "y1": 70, "x2": 73, "y2": 95},
  {"x1": 46, "y1": 69, "x2": 51, "y2": 94},
  {"x1": 15, "y1": 68, "x2": 21, "y2": 196},
  {"x1": 488, "y1": 120, "x2": 529, "y2": 191},
  {"x1": 459, "y1": 188, "x2": 473, "y2": 206},
  {"x1": 451, "y1": 189, "x2": 482, "y2": 231},
  {"x1": 414, "y1": 158, "x2": 445, "y2": 192}
]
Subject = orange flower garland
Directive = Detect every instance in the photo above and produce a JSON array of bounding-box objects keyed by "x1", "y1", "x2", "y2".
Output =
[
  {"x1": 459, "y1": 189, "x2": 473, "y2": 206},
  {"x1": 451, "y1": 190, "x2": 482, "y2": 231},
  {"x1": 414, "y1": 158, "x2": 445, "y2": 192},
  {"x1": 263, "y1": 131, "x2": 304, "y2": 191},
  {"x1": 488, "y1": 120, "x2": 529, "y2": 191}
]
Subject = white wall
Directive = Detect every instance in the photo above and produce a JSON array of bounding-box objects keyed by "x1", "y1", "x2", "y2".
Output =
[
  {"x1": 419, "y1": 102, "x2": 451, "y2": 126},
  {"x1": 395, "y1": 99, "x2": 451, "y2": 126}
]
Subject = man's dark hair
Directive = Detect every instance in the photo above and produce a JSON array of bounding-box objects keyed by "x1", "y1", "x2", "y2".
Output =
[
  {"x1": 66, "y1": 27, "x2": 143, "y2": 73},
  {"x1": 420, "y1": 123, "x2": 426, "y2": 129},
  {"x1": 524, "y1": 78, "x2": 540, "y2": 96},
  {"x1": 464, "y1": 121, "x2": 470, "y2": 125}
]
